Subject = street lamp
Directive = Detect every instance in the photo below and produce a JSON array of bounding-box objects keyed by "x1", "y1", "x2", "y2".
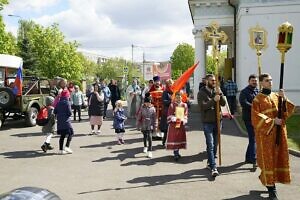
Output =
[{"x1": 7, "y1": 14, "x2": 24, "y2": 39}]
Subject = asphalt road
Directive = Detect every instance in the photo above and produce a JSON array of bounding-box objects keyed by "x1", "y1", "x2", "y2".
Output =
[{"x1": 0, "y1": 107, "x2": 299, "y2": 200}]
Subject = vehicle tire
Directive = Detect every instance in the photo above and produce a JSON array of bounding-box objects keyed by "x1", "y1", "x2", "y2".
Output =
[
  {"x1": 0, "y1": 187, "x2": 61, "y2": 200},
  {"x1": 0, "y1": 88, "x2": 15, "y2": 108},
  {"x1": 25, "y1": 107, "x2": 38, "y2": 127}
]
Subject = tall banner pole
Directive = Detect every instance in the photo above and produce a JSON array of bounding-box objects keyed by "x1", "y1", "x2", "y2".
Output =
[
  {"x1": 202, "y1": 22, "x2": 228, "y2": 166},
  {"x1": 276, "y1": 22, "x2": 293, "y2": 145}
]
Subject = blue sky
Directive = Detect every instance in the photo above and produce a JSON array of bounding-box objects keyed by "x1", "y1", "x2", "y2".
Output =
[{"x1": 2, "y1": 0, "x2": 194, "y2": 62}]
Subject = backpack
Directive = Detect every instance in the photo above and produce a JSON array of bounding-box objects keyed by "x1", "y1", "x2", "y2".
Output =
[{"x1": 36, "y1": 106, "x2": 49, "y2": 126}]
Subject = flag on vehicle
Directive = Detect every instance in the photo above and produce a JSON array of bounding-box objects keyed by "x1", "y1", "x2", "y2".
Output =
[{"x1": 13, "y1": 65, "x2": 23, "y2": 96}]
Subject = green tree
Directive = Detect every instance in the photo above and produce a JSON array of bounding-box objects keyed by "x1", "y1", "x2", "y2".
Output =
[
  {"x1": 0, "y1": 0, "x2": 8, "y2": 11},
  {"x1": 23, "y1": 23, "x2": 84, "y2": 80},
  {"x1": 206, "y1": 51, "x2": 227, "y2": 76},
  {"x1": 17, "y1": 20, "x2": 39, "y2": 75},
  {"x1": 0, "y1": 16, "x2": 18, "y2": 55},
  {"x1": 170, "y1": 43, "x2": 195, "y2": 79},
  {"x1": 95, "y1": 58, "x2": 142, "y2": 83}
]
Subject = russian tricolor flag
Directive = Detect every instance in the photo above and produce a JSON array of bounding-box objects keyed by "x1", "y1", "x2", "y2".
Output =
[{"x1": 12, "y1": 65, "x2": 23, "y2": 96}]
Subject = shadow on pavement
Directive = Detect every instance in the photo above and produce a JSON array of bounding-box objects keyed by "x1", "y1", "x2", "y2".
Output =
[
  {"x1": 120, "y1": 151, "x2": 207, "y2": 167},
  {"x1": 78, "y1": 168, "x2": 214, "y2": 195},
  {"x1": 80, "y1": 138, "x2": 141, "y2": 149},
  {"x1": 92, "y1": 146, "x2": 142, "y2": 162},
  {"x1": 222, "y1": 190, "x2": 269, "y2": 200},
  {"x1": 218, "y1": 162, "x2": 257, "y2": 176},
  {"x1": 0, "y1": 150, "x2": 56, "y2": 159},
  {"x1": 10, "y1": 132, "x2": 44, "y2": 137}
]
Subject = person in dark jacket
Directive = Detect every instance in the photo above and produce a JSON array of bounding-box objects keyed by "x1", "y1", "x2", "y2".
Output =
[
  {"x1": 160, "y1": 79, "x2": 173, "y2": 146},
  {"x1": 198, "y1": 74, "x2": 226, "y2": 177},
  {"x1": 108, "y1": 79, "x2": 121, "y2": 111},
  {"x1": 239, "y1": 74, "x2": 259, "y2": 165},
  {"x1": 113, "y1": 100, "x2": 127, "y2": 144},
  {"x1": 88, "y1": 84, "x2": 104, "y2": 135},
  {"x1": 54, "y1": 89, "x2": 73, "y2": 154},
  {"x1": 41, "y1": 96, "x2": 55, "y2": 153}
]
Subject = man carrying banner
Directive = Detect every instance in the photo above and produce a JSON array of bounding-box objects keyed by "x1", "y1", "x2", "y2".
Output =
[{"x1": 251, "y1": 73, "x2": 295, "y2": 199}]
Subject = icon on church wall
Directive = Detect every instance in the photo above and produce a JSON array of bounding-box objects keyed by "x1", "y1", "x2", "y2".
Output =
[{"x1": 249, "y1": 24, "x2": 268, "y2": 50}]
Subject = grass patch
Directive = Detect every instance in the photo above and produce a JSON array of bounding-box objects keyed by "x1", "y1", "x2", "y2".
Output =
[
  {"x1": 235, "y1": 115, "x2": 300, "y2": 151},
  {"x1": 286, "y1": 115, "x2": 300, "y2": 151}
]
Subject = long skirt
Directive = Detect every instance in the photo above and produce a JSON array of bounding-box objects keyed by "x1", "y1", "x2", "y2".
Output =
[
  {"x1": 166, "y1": 123, "x2": 187, "y2": 150},
  {"x1": 90, "y1": 116, "x2": 103, "y2": 125}
]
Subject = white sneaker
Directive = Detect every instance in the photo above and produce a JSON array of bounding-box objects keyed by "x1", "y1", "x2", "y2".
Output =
[
  {"x1": 65, "y1": 147, "x2": 73, "y2": 154},
  {"x1": 58, "y1": 150, "x2": 67, "y2": 155},
  {"x1": 96, "y1": 130, "x2": 101, "y2": 135},
  {"x1": 143, "y1": 147, "x2": 148, "y2": 153},
  {"x1": 89, "y1": 130, "x2": 95, "y2": 135},
  {"x1": 147, "y1": 151, "x2": 153, "y2": 158},
  {"x1": 211, "y1": 168, "x2": 219, "y2": 177}
]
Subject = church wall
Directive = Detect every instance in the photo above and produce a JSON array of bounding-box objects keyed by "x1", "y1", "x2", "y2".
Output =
[{"x1": 236, "y1": 2, "x2": 300, "y2": 105}]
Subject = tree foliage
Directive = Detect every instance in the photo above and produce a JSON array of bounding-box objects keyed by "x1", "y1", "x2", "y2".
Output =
[
  {"x1": 18, "y1": 22, "x2": 84, "y2": 80},
  {"x1": 170, "y1": 43, "x2": 195, "y2": 79},
  {"x1": 0, "y1": 0, "x2": 8, "y2": 11},
  {"x1": 0, "y1": 16, "x2": 18, "y2": 55},
  {"x1": 206, "y1": 51, "x2": 227, "y2": 76}
]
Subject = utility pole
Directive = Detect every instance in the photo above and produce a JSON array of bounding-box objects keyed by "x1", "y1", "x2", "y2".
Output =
[
  {"x1": 143, "y1": 51, "x2": 145, "y2": 80},
  {"x1": 8, "y1": 14, "x2": 24, "y2": 39},
  {"x1": 131, "y1": 44, "x2": 134, "y2": 68}
]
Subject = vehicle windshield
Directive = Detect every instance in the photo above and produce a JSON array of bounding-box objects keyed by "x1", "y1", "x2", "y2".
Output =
[{"x1": 0, "y1": 67, "x2": 18, "y2": 87}]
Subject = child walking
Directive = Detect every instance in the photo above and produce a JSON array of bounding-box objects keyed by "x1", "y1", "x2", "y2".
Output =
[
  {"x1": 113, "y1": 100, "x2": 127, "y2": 144},
  {"x1": 41, "y1": 96, "x2": 55, "y2": 152},
  {"x1": 54, "y1": 89, "x2": 74, "y2": 154},
  {"x1": 166, "y1": 91, "x2": 188, "y2": 161},
  {"x1": 137, "y1": 93, "x2": 157, "y2": 158}
]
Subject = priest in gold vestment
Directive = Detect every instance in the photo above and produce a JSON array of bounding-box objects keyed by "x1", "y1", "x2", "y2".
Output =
[{"x1": 251, "y1": 73, "x2": 295, "y2": 200}]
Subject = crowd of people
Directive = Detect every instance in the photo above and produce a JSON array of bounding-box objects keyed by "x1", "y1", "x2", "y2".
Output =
[{"x1": 39, "y1": 73, "x2": 294, "y2": 200}]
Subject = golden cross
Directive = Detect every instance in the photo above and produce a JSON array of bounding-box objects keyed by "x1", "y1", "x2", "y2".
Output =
[{"x1": 202, "y1": 22, "x2": 228, "y2": 61}]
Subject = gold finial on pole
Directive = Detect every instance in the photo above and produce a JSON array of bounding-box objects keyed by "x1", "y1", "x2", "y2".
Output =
[{"x1": 202, "y1": 21, "x2": 228, "y2": 166}]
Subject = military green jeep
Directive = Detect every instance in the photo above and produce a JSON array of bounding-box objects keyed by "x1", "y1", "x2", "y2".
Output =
[
  {"x1": 0, "y1": 54, "x2": 52, "y2": 128},
  {"x1": 0, "y1": 76, "x2": 51, "y2": 128}
]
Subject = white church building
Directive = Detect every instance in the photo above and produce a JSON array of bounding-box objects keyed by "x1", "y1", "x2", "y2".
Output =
[{"x1": 189, "y1": 0, "x2": 300, "y2": 105}]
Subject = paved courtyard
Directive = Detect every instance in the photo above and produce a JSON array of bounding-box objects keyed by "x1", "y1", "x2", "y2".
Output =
[{"x1": 0, "y1": 107, "x2": 299, "y2": 200}]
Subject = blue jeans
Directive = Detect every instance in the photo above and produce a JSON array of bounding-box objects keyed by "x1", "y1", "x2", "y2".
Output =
[
  {"x1": 244, "y1": 120, "x2": 256, "y2": 162},
  {"x1": 203, "y1": 122, "x2": 219, "y2": 170}
]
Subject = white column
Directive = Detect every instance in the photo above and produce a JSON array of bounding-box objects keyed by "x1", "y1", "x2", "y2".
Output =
[{"x1": 193, "y1": 27, "x2": 206, "y2": 101}]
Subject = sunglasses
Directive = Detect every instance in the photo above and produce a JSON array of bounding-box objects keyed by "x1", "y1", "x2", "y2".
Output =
[{"x1": 264, "y1": 79, "x2": 272, "y2": 82}]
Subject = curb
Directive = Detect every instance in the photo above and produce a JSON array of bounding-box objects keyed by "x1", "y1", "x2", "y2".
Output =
[{"x1": 232, "y1": 116, "x2": 300, "y2": 157}]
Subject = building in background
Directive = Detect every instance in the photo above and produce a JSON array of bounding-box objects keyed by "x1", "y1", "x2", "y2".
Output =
[{"x1": 189, "y1": 0, "x2": 300, "y2": 105}]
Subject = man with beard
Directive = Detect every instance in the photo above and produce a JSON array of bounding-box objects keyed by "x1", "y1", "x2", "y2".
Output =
[
  {"x1": 239, "y1": 74, "x2": 259, "y2": 167},
  {"x1": 198, "y1": 74, "x2": 226, "y2": 177}
]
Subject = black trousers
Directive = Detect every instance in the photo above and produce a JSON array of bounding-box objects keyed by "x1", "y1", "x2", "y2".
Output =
[
  {"x1": 73, "y1": 105, "x2": 81, "y2": 120},
  {"x1": 142, "y1": 130, "x2": 152, "y2": 151},
  {"x1": 58, "y1": 128, "x2": 74, "y2": 150},
  {"x1": 111, "y1": 100, "x2": 117, "y2": 111},
  {"x1": 103, "y1": 102, "x2": 109, "y2": 117}
]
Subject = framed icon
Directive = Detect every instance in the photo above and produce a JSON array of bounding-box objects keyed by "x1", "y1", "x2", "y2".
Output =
[
  {"x1": 254, "y1": 31, "x2": 264, "y2": 45},
  {"x1": 249, "y1": 25, "x2": 268, "y2": 50}
]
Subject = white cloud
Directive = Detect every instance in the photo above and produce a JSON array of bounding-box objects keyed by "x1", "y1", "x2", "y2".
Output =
[
  {"x1": 3, "y1": 0, "x2": 195, "y2": 61},
  {"x1": 3, "y1": 0, "x2": 61, "y2": 13}
]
